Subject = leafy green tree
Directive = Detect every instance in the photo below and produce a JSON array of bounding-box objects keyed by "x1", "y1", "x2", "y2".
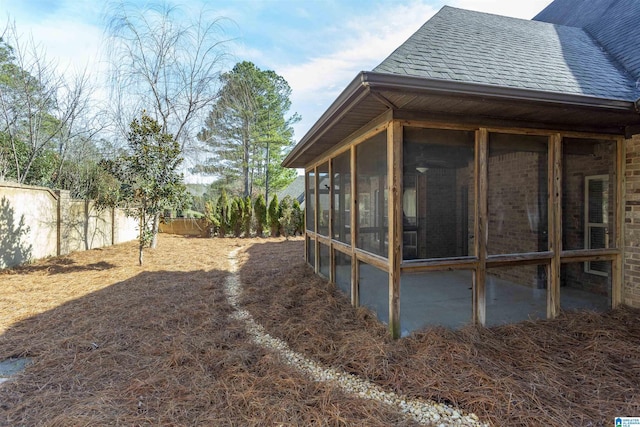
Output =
[
  {"x1": 268, "y1": 194, "x2": 280, "y2": 237},
  {"x1": 243, "y1": 195, "x2": 252, "y2": 237},
  {"x1": 197, "y1": 61, "x2": 300, "y2": 197},
  {"x1": 103, "y1": 113, "x2": 189, "y2": 264},
  {"x1": 254, "y1": 194, "x2": 267, "y2": 237}
]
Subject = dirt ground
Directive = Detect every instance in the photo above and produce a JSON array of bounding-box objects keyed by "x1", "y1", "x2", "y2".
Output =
[{"x1": 1, "y1": 235, "x2": 639, "y2": 426}]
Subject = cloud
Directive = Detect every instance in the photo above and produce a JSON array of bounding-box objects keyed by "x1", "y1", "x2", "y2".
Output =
[{"x1": 279, "y1": 0, "x2": 438, "y2": 140}]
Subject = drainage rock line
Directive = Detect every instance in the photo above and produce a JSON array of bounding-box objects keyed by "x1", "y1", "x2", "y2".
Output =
[{"x1": 225, "y1": 247, "x2": 488, "y2": 427}]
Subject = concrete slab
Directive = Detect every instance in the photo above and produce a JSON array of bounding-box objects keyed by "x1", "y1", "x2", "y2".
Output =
[
  {"x1": 349, "y1": 264, "x2": 610, "y2": 337},
  {"x1": 0, "y1": 357, "x2": 32, "y2": 384}
]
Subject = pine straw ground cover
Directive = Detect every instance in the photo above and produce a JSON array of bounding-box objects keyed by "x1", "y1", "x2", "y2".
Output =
[
  {"x1": 0, "y1": 235, "x2": 415, "y2": 426},
  {"x1": 238, "y1": 239, "x2": 640, "y2": 427},
  {"x1": 0, "y1": 236, "x2": 636, "y2": 426}
]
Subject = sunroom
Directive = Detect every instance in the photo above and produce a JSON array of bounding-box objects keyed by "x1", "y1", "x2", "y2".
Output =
[{"x1": 283, "y1": 70, "x2": 638, "y2": 338}]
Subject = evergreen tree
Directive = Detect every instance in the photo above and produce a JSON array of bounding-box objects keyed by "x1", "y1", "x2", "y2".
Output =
[
  {"x1": 216, "y1": 190, "x2": 230, "y2": 237},
  {"x1": 243, "y1": 195, "x2": 253, "y2": 237},
  {"x1": 197, "y1": 61, "x2": 299, "y2": 197},
  {"x1": 268, "y1": 194, "x2": 280, "y2": 237},
  {"x1": 254, "y1": 194, "x2": 267, "y2": 237}
]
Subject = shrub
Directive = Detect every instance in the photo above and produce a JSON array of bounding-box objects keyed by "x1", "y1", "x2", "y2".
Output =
[
  {"x1": 254, "y1": 195, "x2": 267, "y2": 237},
  {"x1": 230, "y1": 197, "x2": 243, "y2": 237},
  {"x1": 292, "y1": 199, "x2": 304, "y2": 236},
  {"x1": 203, "y1": 200, "x2": 219, "y2": 237},
  {"x1": 279, "y1": 195, "x2": 296, "y2": 238},
  {"x1": 243, "y1": 196, "x2": 252, "y2": 237},
  {"x1": 268, "y1": 194, "x2": 280, "y2": 237},
  {"x1": 216, "y1": 190, "x2": 230, "y2": 237}
]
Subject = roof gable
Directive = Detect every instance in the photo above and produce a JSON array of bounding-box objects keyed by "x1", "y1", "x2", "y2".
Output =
[{"x1": 374, "y1": 6, "x2": 639, "y2": 101}]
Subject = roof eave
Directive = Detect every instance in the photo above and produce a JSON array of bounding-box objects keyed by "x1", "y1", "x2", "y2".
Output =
[{"x1": 282, "y1": 71, "x2": 640, "y2": 168}]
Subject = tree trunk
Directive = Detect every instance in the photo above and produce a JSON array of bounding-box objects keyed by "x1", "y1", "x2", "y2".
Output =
[
  {"x1": 243, "y1": 121, "x2": 250, "y2": 197},
  {"x1": 139, "y1": 212, "x2": 145, "y2": 265},
  {"x1": 150, "y1": 213, "x2": 160, "y2": 248}
]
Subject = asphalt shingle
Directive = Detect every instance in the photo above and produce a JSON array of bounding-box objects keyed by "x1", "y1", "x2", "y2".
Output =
[{"x1": 373, "y1": 6, "x2": 640, "y2": 101}]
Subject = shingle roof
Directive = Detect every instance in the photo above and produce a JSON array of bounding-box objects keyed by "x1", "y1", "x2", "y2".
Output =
[
  {"x1": 374, "y1": 6, "x2": 640, "y2": 101},
  {"x1": 535, "y1": 0, "x2": 640, "y2": 80},
  {"x1": 277, "y1": 175, "x2": 305, "y2": 204}
]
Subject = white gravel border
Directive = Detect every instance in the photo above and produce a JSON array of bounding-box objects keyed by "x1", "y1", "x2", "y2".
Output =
[{"x1": 225, "y1": 247, "x2": 489, "y2": 427}]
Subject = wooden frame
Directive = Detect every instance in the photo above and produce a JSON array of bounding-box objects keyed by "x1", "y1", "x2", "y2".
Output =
[{"x1": 301, "y1": 111, "x2": 625, "y2": 338}]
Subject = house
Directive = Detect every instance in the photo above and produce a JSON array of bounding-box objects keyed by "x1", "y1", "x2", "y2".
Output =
[
  {"x1": 277, "y1": 175, "x2": 305, "y2": 205},
  {"x1": 282, "y1": 0, "x2": 640, "y2": 338}
]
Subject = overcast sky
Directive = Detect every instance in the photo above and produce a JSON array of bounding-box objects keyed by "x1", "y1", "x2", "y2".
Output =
[{"x1": 0, "y1": 0, "x2": 553, "y2": 181}]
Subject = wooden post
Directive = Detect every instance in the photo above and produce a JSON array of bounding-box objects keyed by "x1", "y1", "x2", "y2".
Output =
[
  {"x1": 388, "y1": 121, "x2": 403, "y2": 338},
  {"x1": 613, "y1": 137, "x2": 625, "y2": 307},
  {"x1": 473, "y1": 129, "x2": 488, "y2": 326},
  {"x1": 304, "y1": 171, "x2": 309, "y2": 264},
  {"x1": 350, "y1": 146, "x2": 359, "y2": 307},
  {"x1": 328, "y1": 160, "x2": 335, "y2": 284},
  {"x1": 314, "y1": 166, "x2": 320, "y2": 274},
  {"x1": 548, "y1": 133, "x2": 562, "y2": 318}
]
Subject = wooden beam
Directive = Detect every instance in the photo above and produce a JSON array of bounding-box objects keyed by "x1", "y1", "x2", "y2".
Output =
[
  {"x1": 305, "y1": 110, "x2": 392, "y2": 170},
  {"x1": 613, "y1": 137, "x2": 625, "y2": 307},
  {"x1": 473, "y1": 128, "x2": 488, "y2": 325},
  {"x1": 486, "y1": 251, "x2": 553, "y2": 268},
  {"x1": 560, "y1": 248, "x2": 620, "y2": 262},
  {"x1": 354, "y1": 248, "x2": 389, "y2": 273},
  {"x1": 350, "y1": 146, "x2": 359, "y2": 307},
  {"x1": 393, "y1": 109, "x2": 626, "y2": 137},
  {"x1": 388, "y1": 120, "x2": 403, "y2": 338},
  {"x1": 548, "y1": 133, "x2": 562, "y2": 318},
  {"x1": 401, "y1": 260, "x2": 478, "y2": 273}
]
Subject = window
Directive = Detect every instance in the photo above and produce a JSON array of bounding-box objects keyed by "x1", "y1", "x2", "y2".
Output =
[{"x1": 584, "y1": 175, "x2": 609, "y2": 276}]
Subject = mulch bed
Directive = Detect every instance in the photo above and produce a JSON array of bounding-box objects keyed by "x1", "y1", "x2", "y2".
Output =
[
  {"x1": 0, "y1": 235, "x2": 638, "y2": 426},
  {"x1": 239, "y1": 239, "x2": 640, "y2": 427},
  {"x1": 0, "y1": 236, "x2": 418, "y2": 426}
]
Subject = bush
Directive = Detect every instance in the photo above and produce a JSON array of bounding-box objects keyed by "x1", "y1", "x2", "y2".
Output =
[
  {"x1": 243, "y1": 196, "x2": 252, "y2": 237},
  {"x1": 279, "y1": 195, "x2": 296, "y2": 238},
  {"x1": 292, "y1": 199, "x2": 304, "y2": 236},
  {"x1": 268, "y1": 194, "x2": 280, "y2": 237},
  {"x1": 254, "y1": 195, "x2": 267, "y2": 237},
  {"x1": 230, "y1": 197, "x2": 243, "y2": 237},
  {"x1": 216, "y1": 190, "x2": 230, "y2": 237},
  {"x1": 203, "y1": 200, "x2": 219, "y2": 237}
]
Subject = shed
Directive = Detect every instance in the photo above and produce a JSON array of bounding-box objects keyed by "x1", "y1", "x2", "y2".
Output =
[{"x1": 282, "y1": 0, "x2": 640, "y2": 337}]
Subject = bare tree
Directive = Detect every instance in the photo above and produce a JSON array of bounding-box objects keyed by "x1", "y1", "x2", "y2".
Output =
[
  {"x1": 0, "y1": 21, "x2": 96, "y2": 185},
  {"x1": 104, "y1": 1, "x2": 232, "y2": 247},
  {"x1": 104, "y1": 1, "x2": 231, "y2": 151}
]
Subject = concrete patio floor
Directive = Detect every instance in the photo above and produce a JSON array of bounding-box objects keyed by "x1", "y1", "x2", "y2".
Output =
[{"x1": 339, "y1": 264, "x2": 610, "y2": 337}]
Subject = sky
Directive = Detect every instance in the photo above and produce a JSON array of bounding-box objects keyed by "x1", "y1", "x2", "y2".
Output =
[{"x1": 0, "y1": 0, "x2": 553, "y2": 182}]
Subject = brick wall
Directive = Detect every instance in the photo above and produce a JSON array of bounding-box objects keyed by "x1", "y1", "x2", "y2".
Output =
[
  {"x1": 562, "y1": 140, "x2": 615, "y2": 294},
  {"x1": 487, "y1": 151, "x2": 547, "y2": 287},
  {"x1": 624, "y1": 134, "x2": 640, "y2": 307},
  {"x1": 421, "y1": 168, "x2": 458, "y2": 258}
]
